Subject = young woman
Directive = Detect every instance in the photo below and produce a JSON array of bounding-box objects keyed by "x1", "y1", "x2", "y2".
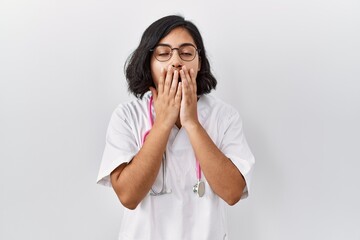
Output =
[{"x1": 97, "y1": 15, "x2": 255, "y2": 240}]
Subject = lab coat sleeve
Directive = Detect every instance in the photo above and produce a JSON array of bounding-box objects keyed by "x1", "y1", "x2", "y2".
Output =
[
  {"x1": 220, "y1": 111, "x2": 255, "y2": 199},
  {"x1": 96, "y1": 106, "x2": 138, "y2": 187}
]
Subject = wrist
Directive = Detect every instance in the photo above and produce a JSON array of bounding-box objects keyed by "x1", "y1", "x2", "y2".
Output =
[
  {"x1": 153, "y1": 120, "x2": 173, "y2": 133},
  {"x1": 183, "y1": 120, "x2": 201, "y2": 132}
]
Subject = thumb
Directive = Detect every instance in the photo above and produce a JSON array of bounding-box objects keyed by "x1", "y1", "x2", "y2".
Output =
[{"x1": 149, "y1": 86, "x2": 158, "y2": 100}]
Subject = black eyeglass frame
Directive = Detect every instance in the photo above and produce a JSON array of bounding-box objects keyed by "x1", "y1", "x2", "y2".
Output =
[{"x1": 150, "y1": 43, "x2": 201, "y2": 62}]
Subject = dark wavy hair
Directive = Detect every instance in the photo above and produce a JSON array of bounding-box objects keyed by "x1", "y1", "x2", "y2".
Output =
[{"x1": 125, "y1": 15, "x2": 217, "y2": 99}]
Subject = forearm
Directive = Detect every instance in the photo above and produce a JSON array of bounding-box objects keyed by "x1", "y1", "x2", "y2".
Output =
[
  {"x1": 110, "y1": 123, "x2": 171, "y2": 209},
  {"x1": 184, "y1": 122, "x2": 246, "y2": 205}
]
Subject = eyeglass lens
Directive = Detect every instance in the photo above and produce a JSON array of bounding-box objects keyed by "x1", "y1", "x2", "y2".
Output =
[{"x1": 153, "y1": 45, "x2": 197, "y2": 62}]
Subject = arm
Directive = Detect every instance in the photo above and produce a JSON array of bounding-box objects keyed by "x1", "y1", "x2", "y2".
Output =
[
  {"x1": 180, "y1": 67, "x2": 246, "y2": 205},
  {"x1": 110, "y1": 66, "x2": 182, "y2": 209},
  {"x1": 185, "y1": 123, "x2": 246, "y2": 205}
]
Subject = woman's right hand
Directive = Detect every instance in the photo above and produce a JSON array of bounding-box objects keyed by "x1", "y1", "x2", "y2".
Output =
[{"x1": 149, "y1": 65, "x2": 182, "y2": 129}]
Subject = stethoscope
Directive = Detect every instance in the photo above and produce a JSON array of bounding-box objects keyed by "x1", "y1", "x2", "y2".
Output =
[{"x1": 142, "y1": 95, "x2": 205, "y2": 197}]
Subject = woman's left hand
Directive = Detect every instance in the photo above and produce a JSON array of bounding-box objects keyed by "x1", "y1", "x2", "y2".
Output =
[{"x1": 179, "y1": 66, "x2": 199, "y2": 129}]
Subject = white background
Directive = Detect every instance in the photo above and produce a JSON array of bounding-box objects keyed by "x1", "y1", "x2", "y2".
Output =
[{"x1": 1, "y1": 0, "x2": 359, "y2": 239}]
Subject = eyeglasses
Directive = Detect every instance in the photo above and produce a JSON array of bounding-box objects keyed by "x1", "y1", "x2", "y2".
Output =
[{"x1": 150, "y1": 43, "x2": 200, "y2": 62}]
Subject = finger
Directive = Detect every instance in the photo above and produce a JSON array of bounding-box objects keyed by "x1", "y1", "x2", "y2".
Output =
[
  {"x1": 149, "y1": 86, "x2": 158, "y2": 101},
  {"x1": 164, "y1": 65, "x2": 174, "y2": 94},
  {"x1": 190, "y1": 68, "x2": 197, "y2": 94},
  {"x1": 183, "y1": 66, "x2": 194, "y2": 93},
  {"x1": 175, "y1": 82, "x2": 182, "y2": 104},
  {"x1": 181, "y1": 69, "x2": 192, "y2": 103},
  {"x1": 170, "y1": 70, "x2": 179, "y2": 96},
  {"x1": 180, "y1": 69, "x2": 189, "y2": 90},
  {"x1": 157, "y1": 67, "x2": 166, "y2": 94}
]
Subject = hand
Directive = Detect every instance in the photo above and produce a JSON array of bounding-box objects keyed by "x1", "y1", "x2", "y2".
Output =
[
  {"x1": 149, "y1": 65, "x2": 182, "y2": 129},
  {"x1": 179, "y1": 66, "x2": 199, "y2": 129}
]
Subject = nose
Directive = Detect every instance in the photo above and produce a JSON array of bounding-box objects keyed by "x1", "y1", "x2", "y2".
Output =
[{"x1": 170, "y1": 50, "x2": 183, "y2": 69}]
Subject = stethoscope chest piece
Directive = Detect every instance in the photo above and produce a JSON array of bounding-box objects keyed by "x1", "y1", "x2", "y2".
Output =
[{"x1": 193, "y1": 180, "x2": 205, "y2": 197}]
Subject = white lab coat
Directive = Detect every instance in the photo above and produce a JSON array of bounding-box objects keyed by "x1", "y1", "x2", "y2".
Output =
[{"x1": 97, "y1": 92, "x2": 255, "y2": 240}]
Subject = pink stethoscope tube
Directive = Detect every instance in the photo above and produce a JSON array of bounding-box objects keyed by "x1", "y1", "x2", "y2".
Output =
[{"x1": 142, "y1": 96, "x2": 202, "y2": 182}]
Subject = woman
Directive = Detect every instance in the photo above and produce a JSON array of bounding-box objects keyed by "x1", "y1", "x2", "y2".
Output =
[{"x1": 97, "y1": 15, "x2": 255, "y2": 240}]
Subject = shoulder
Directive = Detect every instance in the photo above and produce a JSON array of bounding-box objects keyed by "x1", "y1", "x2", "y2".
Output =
[
  {"x1": 108, "y1": 92, "x2": 151, "y2": 130},
  {"x1": 112, "y1": 92, "x2": 151, "y2": 120}
]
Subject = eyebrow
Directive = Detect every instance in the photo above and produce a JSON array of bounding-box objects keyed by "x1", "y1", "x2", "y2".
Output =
[{"x1": 156, "y1": 43, "x2": 197, "y2": 48}]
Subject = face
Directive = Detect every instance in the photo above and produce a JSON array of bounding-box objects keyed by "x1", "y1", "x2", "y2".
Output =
[{"x1": 150, "y1": 27, "x2": 201, "y2": 87}]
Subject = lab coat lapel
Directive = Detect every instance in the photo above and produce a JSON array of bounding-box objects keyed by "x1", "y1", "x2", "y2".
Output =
[
  {"x1": 170, "y1": 127, "x2": 189, "y2": 150},
  {"x1": 197, "y1": 95, "x2": 210, "y2": 127}
]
